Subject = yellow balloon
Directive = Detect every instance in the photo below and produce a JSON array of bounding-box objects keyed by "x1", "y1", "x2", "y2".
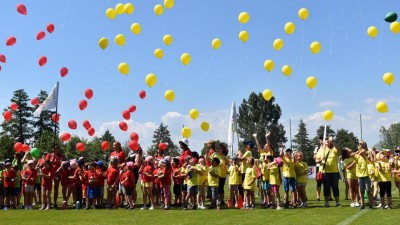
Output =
[
  {"x1": 262, "y1": 89, "x2": 273, "y2": 101},
  {"x1": 106, "y1": 8, "x2": 116, "y2": 20},
  {"x1": 323, "y1": 110, "x2": 334, "y2": 121},
  {"x1": 98, "y1": 37, "x2": 108, "y2": 50},
  {"x1": 145, "y1": 73, "x2": 157, "y2": 88},
  {"x1": 131, "y1": 23, "x2": 141, "y2": 35},
  {"x1": 181, "y1": 127, "x2": 191, "y2": 138},
  {"x1": 180, "y1": 53, "x2": 191, "y2": 66},
  {"x1": 189, "y1": 109, "x2": 199, "y2": 120},
  {"x1": 367, "y1": 26, "x2": 378, "y2": 38},
  {"x1": 154, "y1": 4, "x2": 164, "y2": 16},
  {"x1": 164, "y1": 0, "x2": 174, "y2": 9},
  {"x1": 376, "y1": 101, "x2": 388, "y2": 113},
  {"x1": 273, "y1": 38, "x2": 284, "y2": 51},
  {"x1": 124, "y1": 3, "x2": 134, "y2": 14},
  {"x1": 115, "y1": 34, "x2": 125, "y2": 46},
  {"x1": 212, "y1": 38, "x2": 221, "y2": 50},
  {"x1": 285, "y1": 22, "x2": 296, "y2": 35},
  {"x1": 390, "y1": 21, "x2": 400, "y2": 34},
  {"x1": 239, "y1": 30, "x2": 249, "y2": 42},
  {"x1": 154, "y1": 48, "x2": 164, "y2": 59},
  {"x1": 201, "y1": 122, "x2": 209, "y2": 132},
  {"x1": 310, "y1": 41, "x2": 321, "y2": 54},
  {"x1": 164, "y1": 90, "x2": 175, "y2": 102},
  {"x1": 264, "y1": 60, "x2": 274, "y2": 72},
  {"x1": 238, "y1": 12, "x2": 250, "y2": 24},
  {"x1": 115, "y1": 3, "x2": 125, "y2": 15},
  {"x1": 306, "y1": 76, "x2": 317, "y2": 89},
  {"x1": 298, "y1": 8, "x2": 309, "y2": 20},
  {"x1": 118, "y1": 62, "x2": 129, "y2": 75},
  {"x1": 383, "y1": 72, "x2": 394, "y2": 85},
  {"x1": 163, "y1": 34, "x2": 173, "y2": 46},
  {"x1": 282, "y1": 65, "x2": 292, "y2": 77}
]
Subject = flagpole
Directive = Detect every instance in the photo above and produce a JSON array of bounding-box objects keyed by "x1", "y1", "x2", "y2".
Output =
[
  {"x1": 53, "y1": 82, "x2": 59, "y2": 146},
  {"x1": 360, "y1": 114, "x2": 363, "y2": 141},
  {"x1": 289, "y1": 119, "x2": 292, "y2": 150}
]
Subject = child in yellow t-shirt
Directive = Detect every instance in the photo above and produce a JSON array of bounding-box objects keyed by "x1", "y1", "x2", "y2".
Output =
[
  {"x1": 294, "y1": 151, "x2": 308, "y2": 208},
  {"x1": 207, "y1": 157, "x2": 221, "y2": 209},
  {"x1": 260, "y1": 156, "x2": 271, "y2": 206},
  {"x1": 197, "y1": 157, "x2": 208, "y2": 209},
  {"x1": 351, "y1": 145, "x2": 373, "y2": 209},
  {"x1": 228, "y1": 157, "x2": 241, "y2": 208},
  {"x1": 267, "y1": 155, "x2": 282, "y2": 209},
  {"x1": 342, "y1": 148, "x2": 359, "y2": 207},
  {"x1": 280, "y1": 148, "x2": 296, "y2": 208},
  {"x1": 243, "y1": 157, "x2": 256, "y2": 209},
  {"x1": 376, "y1": 154, "x2": 392, "y2": 208}
]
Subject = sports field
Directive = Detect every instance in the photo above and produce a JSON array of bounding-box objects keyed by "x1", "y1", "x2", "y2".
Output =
[{"x1": 1, "y1": 180, "x2": 399, "y2": 225}]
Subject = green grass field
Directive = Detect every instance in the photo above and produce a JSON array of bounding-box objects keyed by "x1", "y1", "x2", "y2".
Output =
[{"x1": 1, "y1": 180, "x2": 399, "y2": 225}]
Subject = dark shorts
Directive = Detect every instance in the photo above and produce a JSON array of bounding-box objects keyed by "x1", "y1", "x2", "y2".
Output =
[
  {"x1": 187, "y1": 185, "x2": 198, "y2": 195},
  {"x1": 218, "y1": 178, "x2": 226, "y2": 194},
  {"x1": 0, "y1": 184, "x2": 4, "y2": 196},
  {"x1": 14, "y1": 187, "x2": 21, "y2": 196},
  {"x1": 133, "y1": 168, "x2": 139, "y2": 185},
  {"x1": 34, "y1": 183, "x2": 42, "y2": 192},
  {"x1": 182, "y1": 184, "x2": 188, "y2": 193},
  {"x1": 283, "y1": 177, "x2": 296, "y2": 192},
  {"x1": 125, "y1": 187, "x2": 134, "y2": 196},
  {"x1": 173, "y1": 184, "x2": 182, "y2": 195},
  {"x1": 87, "y1": 186, "x2": 98, "y2": 199},
  {"x1": 5, "y1": 187, "x2": 15, "y2": 196},
  {"x1": 210, "y1": 186, "x2": 219, "y2": 200}
]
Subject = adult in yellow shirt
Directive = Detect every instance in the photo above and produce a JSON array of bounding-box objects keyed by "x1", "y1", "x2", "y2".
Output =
[
  {"x1": 315, "y1": 136, "x2": 341, "y2": 207},
  {"x1": 342, "y1": 148, "x2": 359, "y2": 207},
  {"x1": 376, "y1": 154, "x2": 392, "y2": 209},
  {"x1": 254, "y1": 132, "x2": 275, "y2": 159},
  {"x1": 279, "y1": 147, "x2": 296, "y2": 208},
  {"x1": 351, "y1": 142, "x2": 373, "y2": 209},
  {"x1": 211, "y1": 143, "x2": 229, "y2": 206},
  {"x1": 207, "y1": 158, "x2": 221, "y2": 209}
]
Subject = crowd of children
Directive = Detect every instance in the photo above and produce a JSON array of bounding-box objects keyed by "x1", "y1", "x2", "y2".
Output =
[{"x1": 1, "y1": 134, "x2": 400, "y2": 211}]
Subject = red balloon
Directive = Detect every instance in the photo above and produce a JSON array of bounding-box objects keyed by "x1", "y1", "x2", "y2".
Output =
[
  {"x1": 129, "y1": 141, "x2": 139, "y2": 151},
  {"x1": 60, "y1": 67, "x2": 68, "y2": 77},
  {"x1": 76, "y1": 142, "x2": 85, "y2": 152},
  {"x1": 128, "y1": 105, "x2": 136, "y2": 113},
  {"x1": 101, "y1": 141, "x2": 109, "y2": 151},
  {"x1": 51, "y1": 113, "x2": 60, "y2": 123},
  {"x1": 39, "y1": 56, "x2": 47, "y2": 66},
  {"x1": 79, "y1": 100, "x2": 88, "y2": 111},
  {"x1": 122, "y1": 110, "x2": 130, "y2": 120},
  {"x1": 14, "y1": 142, "x2": 23, "y2": 152},
  {"x1": 37, "y1": 31, "x2": 45, "y2": 40},
  {"x1": 88, "y1": 127, "x2": 95, "y2": 136},
  {"x1": 10, "y1": 102, "x2": 18, "y2": 111},
  {"x1": 3, "y1": 111, "x2": 12, "y2": 121},
  {"x1": 68, "y1": 120, "x2": 77, "y2": 129},
  {"x1": 16, "y1": 4, "x2": 27, "y2": 15},
  {"x1": 46, "y1": 24, "x2": 55, "y2": 33},
  {"x1": 130, "y1": 132, "x2": 139, "y2": 142},
  {"x1": 31, "y1": 97, "x2": 39, "y2": 106},
  {"x1": 85, "y1": 89, "x2": 93, "y2": 100},
  {"x1": 139, "y1": 90, "x2": 146, "y2": 99},
  {"x1": 6, "y1": 36, "x2": 16, "y2": 46},
  {"x1": 60, "y1": 132, "x2": 71, "y2": 142},
  {"x1": 21, "y1": 144, "x2": 30, "y2": 153},
  {"x1": 83, "y1": 120, "x2": 91, "y2": 130},
  {"x1": 0, "y1": 54, "x2": 6, "y2": 63},
  {"x1": 119, "y1": 121, "x2": 128, "y2": 131},
  {"x1": 159, "y1": 142, "x2": 168, "y2": 150}
]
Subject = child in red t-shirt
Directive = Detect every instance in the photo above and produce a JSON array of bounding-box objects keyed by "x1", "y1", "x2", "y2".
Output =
[
  {"x1": 3, "y1": 162, "x2": 17, "y2": 209},
  {"x1": 85, "y1": 162, "x2": 98, "y2": 209},
  {"x1": 158, "y1": 159, "x2": 172, "y2": 209},
  {"x1": 39, "y1": 160, "x2": 54, "y2": 210},
  {"x1": 121, "y1": 162, "x2": 136, "y2": 209},
  {"x1": 106, "y1": 158, "x2": 119, "y2": 209},
  {"x1": 172, "y1": 158, "x2": 184, "y2": 206},
  {"x1": 140, "y1": 156, "x2": 155, "y2": 210},
  {"x1": 21, "y1": 160, "x2": 37, "y2": 209},
  {"x1": 96, "y1": 161, "x2": 105, "y2": 208},
  {"x1": 56, "y1": 161, "x2": 69, "y2": 209},
  {"x1": 153, "y1": 164, "x2": 162, "y2": 206}
]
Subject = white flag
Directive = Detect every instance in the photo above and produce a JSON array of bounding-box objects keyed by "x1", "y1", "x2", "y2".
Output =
[
  {"x1": 33, "y1": 83, "x2": 59, "y2": 117},
  {"x1": 228, "y1": 101, "x2": 238, "y2": 153}
]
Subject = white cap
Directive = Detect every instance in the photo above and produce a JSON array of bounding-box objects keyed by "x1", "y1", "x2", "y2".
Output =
[{"x1": 179, "y1": 138, "x2": 189, "y2": 146}]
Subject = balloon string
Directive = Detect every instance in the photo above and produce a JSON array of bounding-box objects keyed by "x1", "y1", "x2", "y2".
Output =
[
  {"x1": 61, "y1": 0, "x2": 72, "y2": 28},
  {"x1": 284, "y1": 35, "x2": 289, "y2": 64},
  {"x1": 296, "y1": 22, "x2": 305, "y2": 76},
  {"x1": 239, "y1": 41, "x2": 243, "y2": 78},
  {"x1": 379, "y1": 21, "x2": 384, "y2": 65},
  {"x1": 357, "y1": 0, "x2": 370, "y2": 60},
  {"x1": 313, "y1": 88, "x2": 316, "y2": 103},
  {"x1": 202, "y1": 51, "x2": 215, "y2": 77}
]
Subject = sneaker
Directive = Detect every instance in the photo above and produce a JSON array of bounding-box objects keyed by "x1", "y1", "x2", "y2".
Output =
[
  {"x1": 359, "y1": 205, "x2": 365, "y2": 210},
  {"x1": 324, "y1": 203, "x2": 329, "y2": 208},
  {"x1": 63, "y1": 201, "x2": 67, "y2": 209},
  {"x1": 368, "y1": 206, "x2": 374, "y2": 209},
  {"x1": 355, "y1": 202, "x2": 360, "y2": 207},
  {"x1": 140, "y1": 206, "x2": 147, "y2": 210},
  {"x1": 377, "y1": 203, "x2": 382, "y2": 208},
  {"x1": 336, "y1": 203, "x2": 342, "y2": 207},
  {"x1": 385, "y1": 205, "x2": 392, "y2": 209},
  {"x1": 350, "y1": 202, "x2": 355, "y2": 207},
  {"x1": 54, "y1": 203, "x2": 58, "y2": 208},
  {"x1": 234, "y1": 203, "x2": 238, "y2": 208},
  {"x1": 301, "y1": 203, "x2": 307, "y2": 208},
  {"x1": 32, "y1": 202, "x2": 36, "y2": 206},
  {"x1": 276, "y1": 206, "x2": 283, "y2": 210},
  {"x1": 3, "y1": 207, "x2": 8, "y2": 211},
  {"x1": 149, "y1": 205, "x2": 154, "y2": 210}
]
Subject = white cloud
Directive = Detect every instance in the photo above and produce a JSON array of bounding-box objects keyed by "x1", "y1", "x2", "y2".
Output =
[{"x1": 318, "y1": 101, "x2": 342, "y2": 108}]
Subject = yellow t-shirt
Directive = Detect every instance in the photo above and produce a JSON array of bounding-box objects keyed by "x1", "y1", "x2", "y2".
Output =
[
  {"x1": 180, "y1": 167, "x2": 188, "y2": 184},
  {"x1": 354, "y1": 154, "x2": 370, "y2": 178},
  {"x1": 207, "y1": 166, "x2": 220, "y2": 187},
  {"x1": 295, "y1": 162, "x2": 308, "y2": 183},
  {"x1": 228, "y1": 165, "x2": 241, "y2": 185},
  {"x1": 240, "y1": 151, "x2": 252, "y2": 173},
  {"x1": 260, "y1": 148, "x2": 274, "y2": 158},
  {"x1": 282, "y1": 156, "x2": 296, "y2": 178},
  {"x1": 212, "y1": 153, "x2": 228, "y2": 178},
  {"x1": 395, "y1": 159, "x2": 400, "y2": 182},
  {"x1": 269, "y1": 164, "x2": 280, "y2": 185},
  {"x1": 343, "y1": 158, "x2": 356, "y2": 180},
  {"x1": 243, "y1": 167, "x2": 256, "y2": 190},
  {"x1": 376, "y1": 162, "x2": 391, "y2": 182},
  {"x1": 260, "y1": 163, "x2": 270, "y2": 181},
  {"x1": 316, "y1": 146, "x2": 339, "y2": 173},
  {"x1": 197, "y1": 164, "x2": 207, "y2": 186},
  {"x1": 186, "y1": 164, "x2": 199, "y2": 186}
]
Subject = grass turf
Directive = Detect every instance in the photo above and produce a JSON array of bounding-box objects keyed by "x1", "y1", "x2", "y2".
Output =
[{"x1": 1, "y1": 180, "x2": 399, "y2": 225}]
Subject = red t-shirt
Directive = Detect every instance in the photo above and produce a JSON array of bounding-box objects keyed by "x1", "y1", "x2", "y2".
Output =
[
  {"x1": 59, "y1": 168, "x2": 68, "y2": 186},
  {"x1": 22, "y1": 168, "x2": 38, "y2": 185},
  {"x1": 46, "y1": 152, "x2": 64, "y2": 169},
  {"x1": 160, "y1": 167, "x2": 172, "y2": 187},
  {"x1": 153, "y1": 168, "x2": 160, "y2": 184},
  {"x1": 124, "y1": 170, "x2": 135, "y2": 188},
  {"x1": 41, "y1": 167, "x2": 54, "y2": 189},
  {"x1": 74, "y1": 167, "x2": 83, "y2": 186},
  {"x1": 3, "y1": 169, "x2": 17, "y2": 187},
  {"x1": 141, "y1": 165, "x2": 154, "y2": 183},
  {"x1": 68, "y1": 168, "x2": 76, "y2": 185},
  {"x1": 110, "y1": 151, "x2": 126, "y2": 164},
  {"x1": 179, "y1": 150, "x2": 192, "y2": 165},
  {"x1": 106, "y1": 167, "x2": 119, "y2": 186},
  {"x1": 96, "y1": 169, "x2": 105, "y2": 187},
  {"x1": 172, "y1": 167, "x2": 183, "y2": 185},
  {"x1": 86, "y1": 170, "x2": 98, "y2": 188}
]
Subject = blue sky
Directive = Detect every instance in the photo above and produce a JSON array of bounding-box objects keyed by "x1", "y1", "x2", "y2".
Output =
[{"x1": 1, "y1": 0, "x2": 400, "y2": 152}]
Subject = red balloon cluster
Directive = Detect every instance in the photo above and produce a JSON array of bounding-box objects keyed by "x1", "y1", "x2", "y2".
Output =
[
  {"x1": 3, "y1": 111, "x2": 12, "y2": 121},
  {"x1": 122, "y1": 110, "x2": 130, "y2": 120},
  {"x1": 119, "y1": 121, "x2": 128, "y2": 131},
  {"x1": 68, "y1": 120, "x2": 77, "y2": 129},
  {"x1": 10, "y1": 102, "x2": 18, "y2": 111},
  {"x1": 139, "y1": 90, "x2": 146, "y2": 99},
  {"x1": 88, "y1": 127, "x2": 95, "y2": 136},
  {"x1": 101, "y1": 141, "x2": 109, "y2": 151},
  {"x1": 60, "y1": 67, "x2": 68, "y2": 77},
  {"x1": 31, "y1": 97, "x2": 39, "y2": 106},
  {"x1": 37, "y1": 31, "x2": 46, "y2": 41},
  {"x1": 79, "y1": 100, "x2": 88, "y2": 111},
  {"x1": 83, "y1": 120, "x2": 91, "y2": 130},
  {"x1": 85, "y1": 89, "x2": 93, "y2": 99},
  {"x1": 6, "y1": 36, "x2": 17, "y2": 46},
  {"x1": 38, "y1": 56, "x2": 47, "y2": 66},
  {"x1": 14, "y1": 142, "x2": 22, "y2": 152},
  {"x1": 60, "y1": 132, "x2": 71, "y2": 142},
  {"x1": 0, "y1": 54, "x2": 6, "y2": 63},
  {"x1": 129, "y1": 141, "x2": 139, "y2": 151},
  {"x1": 159, "y1": 142, "x2": 168, "y2": 150},
  {"x1": 16, "y1": 4, "x2": 27, "y2": 15},
  {"x1": 51, "y1": 113, "x2": 60, "y2": 123},
  {"x1": 130, "y1": 132, "x2": 139, "y2": 142},
  {"x1": 21, "y1": 144, "x2": 30, "y2": 152},
  {"x1": 128, "y1": 105, "x2": 136, "y2": 113},
  {"x1": 76, "y1": 142, "x2": 85, "y2": 152}
]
